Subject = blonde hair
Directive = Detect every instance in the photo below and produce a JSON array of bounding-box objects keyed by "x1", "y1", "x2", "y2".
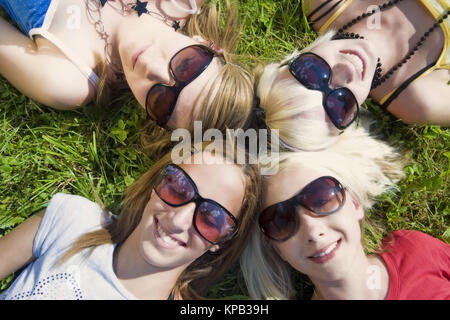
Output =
[
  {"x1": 256, "y1": 30, "x2": 361, "y2": 151},
  {"x1": 59, "y1": 140, "x2": 261, "y2": 299},
  {"x1": 241, "y1": 127, "x2": 407, "y2": 299}
]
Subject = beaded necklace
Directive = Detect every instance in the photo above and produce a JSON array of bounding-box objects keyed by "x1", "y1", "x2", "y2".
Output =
[{"x1": 331, "y1": 0, "x2": 449, "y2": 89}]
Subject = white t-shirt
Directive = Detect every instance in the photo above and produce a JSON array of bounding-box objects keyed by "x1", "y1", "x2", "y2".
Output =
[{"x1": 0, "y1": 193, "x2": 137, "y2": 300}]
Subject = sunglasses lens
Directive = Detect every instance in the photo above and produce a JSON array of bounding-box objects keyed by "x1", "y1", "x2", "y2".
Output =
[
  {"x1": 299, "y1": 177, "x2": 345, "y2": 214},
  {"x1": 146, "y1": 85, "x2": 177, "y2": 125},
  {"x1": 325, "y1": 89, "x2": 358, "y2": 129},
  {"x1": 155, "y1": 165, "x2": 195, "y2": 205},
  {"x1": 195, "y1": 201, "x2": 236, "y2": 243},
  {"x1": 259, "y1": 203, "x2": 297, "y2": 241},
  {"x1": 171, "y1": 46, "x2": 213, "y2": 83},
  {"x1": 291, "y1": 54, "x2": 330, "y2": 90}
]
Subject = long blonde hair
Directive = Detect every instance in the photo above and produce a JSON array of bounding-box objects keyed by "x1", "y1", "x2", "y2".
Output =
[
  {"x1": 256, "y1": 30, "x2": 356, "y2": 151},
  {"x1": 59, "y1": 140, "x2": 261, "y2": 299},
  {"x1": 241, "y1": 128, "x2": 407, "y2": 299}
]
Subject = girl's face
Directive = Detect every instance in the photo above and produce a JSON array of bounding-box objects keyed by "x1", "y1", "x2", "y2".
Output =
[
  {"x1": 117, "y1": 19, "x2": 222, "y2": 129},
  {"x1": 278, "y1": 38, "x2": 378, "y2": 129},
  {"x1": 264, "y1": 164, "x2": 365, "y2": 282},
  {"x1": 136, "y1": 152, "x2": 245, "y2": 270}
]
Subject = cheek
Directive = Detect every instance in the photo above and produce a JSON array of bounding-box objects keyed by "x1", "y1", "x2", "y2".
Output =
[
  {"x1": 123, "y1": 74, "x2": 148, "y2": 108},
  {"x1": 300, "y1": 104, "x2": 328, "y2": 121},
  {"x1": 348, "y1": 84, "x2": 371, "y2": 105},
  {"x1": 191, "y1": 236, "x2": 213, "y2": 254},
  {"x1": 174, "y1": 94, "x2": 196, "y2": 124},
  {"x1": 310, "y1": 45, "x2": 336, "y2": 65},
  {"x1": 274, "y1": 241, "x2": 296, "y2": 264},
  {"x1": 167, "y1": 88, "x2": 203, "y2": 129}
]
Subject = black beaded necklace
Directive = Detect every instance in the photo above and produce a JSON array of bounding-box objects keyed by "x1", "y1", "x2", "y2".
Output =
[{"x1": 332, "y1": 0, "x2": 450, "y2": 89}]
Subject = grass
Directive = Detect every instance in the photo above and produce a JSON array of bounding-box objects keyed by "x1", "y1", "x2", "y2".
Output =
[{"x1": 0, "y1": 0, "x2": 449, "y2": 298}]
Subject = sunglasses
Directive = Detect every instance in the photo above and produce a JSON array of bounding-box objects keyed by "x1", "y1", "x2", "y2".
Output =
[
  {"x1": 259, "y1": 176, "x2": 345, "y2": 242},
  {"x1": 145, "y1": 44, "x2": 218, "y2": 127},
  {"x1": 154, "y1": 164, "x2": 238, "y2": 244},
  {"x1": 281, "y1": 52, "x2": 359, "y2": 130}
]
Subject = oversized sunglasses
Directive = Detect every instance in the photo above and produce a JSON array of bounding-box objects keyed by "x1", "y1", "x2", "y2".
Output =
[
  {"x1": 154, "y1": 164, "x2": 238, "y2": 244},
  {"x1": 259, "y1": 176, "x2": 345, "y2": 242},
  {"x1": 281, "y1": 52, "x2": 359, "y2": 130},
  {"x1": 145, "y1": 44, "x2": 218, "y2": 127}
]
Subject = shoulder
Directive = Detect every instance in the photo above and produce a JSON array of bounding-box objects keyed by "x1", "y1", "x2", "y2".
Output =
[
  {"x1": 46, "y1": 193, "x2": 105, "y2": 220},
  {"x1": 382, "y1": 229, "x2": 450, "y2": 258},
  {"x1": 385, "y1": 229, "x2": 446, "y2": 245},
  {"x1": 33, "y1": 193, "x2": 110, "y2": 257},
  {"x1": 387, "y1": 69, "x2": 450, "y2": 125},
  {"x1": 382, "y1": 229, "x2": 450, "y2": 300},
  {"x1": 391, "y1": 229, "x2": 446, "y2": 242}
]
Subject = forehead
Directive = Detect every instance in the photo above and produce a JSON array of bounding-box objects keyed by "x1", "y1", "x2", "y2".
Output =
[
  {"x1": 182, "y1": 57, "x2": 222, "y2": 105},
  {"x1": 167, "y1": 58, "x2": 222, "y2": 129},
  {"x1": 264, "y1": 164, "x2": 326, "y2": 209},
  {"x1": 179, "y1": 153, "x2": 245, "y2": 216}
]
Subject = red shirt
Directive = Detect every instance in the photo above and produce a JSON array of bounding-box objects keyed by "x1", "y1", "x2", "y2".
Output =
[{"x1": 380, "y1": 230, "x2": 450, "y2": 300}]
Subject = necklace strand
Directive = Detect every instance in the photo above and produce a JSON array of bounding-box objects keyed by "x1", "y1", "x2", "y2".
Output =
[
  {"x1": 85, "y1": 0, "x2": 181, "y2": 75},
  {"x1": 333, "y1": 0, "x2": 449, "y2": 89}
]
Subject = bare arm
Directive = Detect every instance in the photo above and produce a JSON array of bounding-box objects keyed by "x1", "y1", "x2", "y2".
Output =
[
  {"x1": 0, "y1": 16, "x2": 94, "y2": 110},
  {"x1": 0, "y1": 210, "x2": 45, "y2": 280},
  {"x1": 387, "y1": 69, "x2": 450, "y2": 126}
]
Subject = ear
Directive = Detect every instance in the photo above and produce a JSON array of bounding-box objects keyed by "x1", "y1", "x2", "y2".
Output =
[
  {"x1": 192, "y1": 35, "x2": 224, "y2": 54},
  {"x1": 208, "y1": 244, "x2": 220, "y2": 253}
]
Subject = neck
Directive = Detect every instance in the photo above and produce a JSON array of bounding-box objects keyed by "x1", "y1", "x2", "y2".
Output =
[
  {"x1": 311, "y1": 252, "x2": 389, "y2": 300},
  {"x1": 113, "y1": 230, "x2": 187, "y2": 300}
]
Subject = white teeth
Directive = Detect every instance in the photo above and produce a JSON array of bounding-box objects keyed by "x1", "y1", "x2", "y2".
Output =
[
  {"x1": 312, "y1": 241, "x2": 338, "y2": 258},
  {"x1": 345, "y1": 53, "x2": 364, "y2": 75},
  {"x1": 157, "y1": 224, "x2": 181, "y2": 246}
]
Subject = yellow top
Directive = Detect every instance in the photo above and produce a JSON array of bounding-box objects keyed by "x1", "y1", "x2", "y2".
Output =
[
  {"x1": 317, "y1": 0, "x2": 450, "y2": 106},
  {"x1": 318, "y1": 0, "x2": 354, "y2": 34}
]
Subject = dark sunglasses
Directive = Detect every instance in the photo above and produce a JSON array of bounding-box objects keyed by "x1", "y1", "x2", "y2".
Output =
[
  {"x1": 154, "y1": 164, "x2": 238, "y2": 244},
  {"x1": 281, "y1": 52, "x2": 359, "y2": 130},
  {"x1": 145, "y1": 44, "x2": 218, "y2": 127},
  {"x1": 259, "y1": 176, "x2": 345, "y2": 242}
]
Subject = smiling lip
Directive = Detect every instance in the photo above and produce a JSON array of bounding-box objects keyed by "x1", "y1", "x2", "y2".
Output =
[
  {"x1": 339, "y1": 50, "x2": 366, "y2": 80},
  {"x1": 308, "y1": 239, "x2": 341, "y2": 264},
  {"x1": 153, "y1": 218, "x2": 187, "y2": 248},
  {"x1": 132, "y1": 47, "x2": 149, "y2": 70}
]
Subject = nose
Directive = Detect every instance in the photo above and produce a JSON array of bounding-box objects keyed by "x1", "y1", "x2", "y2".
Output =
[
  {"x1": 167, "y1": 202, "x2": 197, "y2": 233},
  {"x1": 298, "y1": 211, "x2": 326, "y2": 244},
  {"x1": 145, "y1": 54, "x2": 173, "y2": 85},
  {"x1": 329, "y1": 63, "x2": 354, "y2": 87}
]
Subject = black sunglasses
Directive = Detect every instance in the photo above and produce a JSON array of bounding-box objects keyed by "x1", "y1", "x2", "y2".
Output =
[
  {"x1": 281, "y1": 52, "x2": 359, "y2": 130},
  {"x1": 154, "y1": 164, "x2": 238, "y2": 244},
  {"x1": 145, "y1": 45, "x2": 219, "y2": 127},
  {"x1": 259, "y1": 176, "x2": 346, "y2": 242}
]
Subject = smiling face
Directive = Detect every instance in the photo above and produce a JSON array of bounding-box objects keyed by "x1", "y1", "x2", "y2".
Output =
[
  {"x1": 263, "y1": 164, "x2": 365, "y2": 282},
  {"x1": 134, "y1": 152, "x2": 245, "y2": 271},
  {"x1": 308, "y1": 39, "x2": 378, "y2": 104},
  {"x1": 277, "y1": 38, "x2": 378, "y2": 129},
  {"x1": 117, "y1": 19, "x2": 222, "y2": 129}
]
